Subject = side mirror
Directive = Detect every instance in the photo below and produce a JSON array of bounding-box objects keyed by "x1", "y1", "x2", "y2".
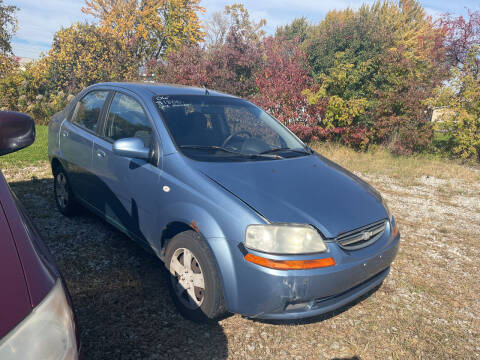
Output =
[
  {"x1": 0, "y1": 111, "x2": 35, "y2": 156},
  {"x1": 112, "y1": 137, "x2": 150, "y2": 160}
]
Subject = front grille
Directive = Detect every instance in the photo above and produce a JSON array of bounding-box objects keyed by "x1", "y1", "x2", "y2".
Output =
[{"x1": 336, "y1": 220, "x2": 387, "y2": 250}]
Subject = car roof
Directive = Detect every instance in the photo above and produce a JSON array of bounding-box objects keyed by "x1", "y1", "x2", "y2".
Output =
[{"x1": 93, "y1": 82, "x2": 238, "y2": 98}]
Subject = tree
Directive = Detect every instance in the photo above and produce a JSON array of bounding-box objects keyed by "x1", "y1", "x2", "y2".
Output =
[
  {"x1": 0, "y1": 22, "x2": 139, "y2": 122},
  {"x1": 440, "y1": 9, "x2": 480, "y2": 73},
  {"x1": 41, "y1": 22, "x2": 138, "y2": 94},
  {"x1": 205, "y1": 3, "x2": 265, "y2": 46},
  {"x1": 0, "y1": 51, "x2": 16, "y2": 78},
  {"x1": 154, "y1": 27, "x2": 262, "y2": 97},
  {"x1": 82, "y1": 0, "x2": 205, "y2": 62},
  {"x1": 153, "y1": 43, "x2": 208, "y2": 86},
  {"x1": 430, "y1": 48, "x2": 480, "y2": 160},
  {"x1": 252, "y1": 36, "x2": 312, "y2": 125},
  {"x1": 275, "y1": 17, "x2": 311, "y2": 44},
  {"x1": 428, "y1": 8, "x2": 480, "y2": 160},
  {"x1": 205, "y1": 11, "x2": 230, "y2": 46},
  {"x1": 302, "y1": 0, "x2": 448, "y2": 153},
  {"x1": 371, "y1": 0, "x2": 447, "y2": 154},
  {"x1": 154, "y1": 4, "x2": 265, "y2": 97},
  {"x1": 0, "y1": 0, "x2": 17, "y2": 54}
]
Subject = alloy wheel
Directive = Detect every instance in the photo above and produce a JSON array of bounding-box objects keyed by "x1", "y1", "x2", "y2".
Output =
[
  {"x1": 55, "y1": 172, "x2": 69, "y2": 209},
  {"x1": 169, "y1": 247, "x2": 206, "y2": 309}
]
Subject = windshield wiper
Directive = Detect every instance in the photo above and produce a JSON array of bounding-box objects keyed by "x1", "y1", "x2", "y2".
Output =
[
  {"x1": 180, "y1": 145, "x2": 240, "y2": 154},
  {"x1": 260, "y1": 147, "x2": 313, "y2": 156},
  {"x1": 179, "y1": 145, "x2": 281, "y2": 159}
]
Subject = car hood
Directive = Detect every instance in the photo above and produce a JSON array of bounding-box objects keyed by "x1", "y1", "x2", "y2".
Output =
[{"x1": 192, "y1": 153, "x2": 387, "y2": 238}]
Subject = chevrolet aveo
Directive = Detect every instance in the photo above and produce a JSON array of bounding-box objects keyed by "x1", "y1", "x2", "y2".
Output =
[{"x1": 48, "y1": 82, "x2": 400, "y2": 322}]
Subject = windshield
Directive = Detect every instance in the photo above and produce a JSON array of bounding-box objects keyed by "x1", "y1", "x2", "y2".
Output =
[{"x1": 153, "y1": 95, "x2": 309, "y2": 161}]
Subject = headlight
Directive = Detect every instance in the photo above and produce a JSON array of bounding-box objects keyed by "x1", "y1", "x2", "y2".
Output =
[
  {"x1": 245, "y1": 223, "x2": 327, "y2": 254},
  {"x1": 381, "y1": 197, "x2": 393, "y2": 222},
  {"x1": 0, "y1": 280, "x2": 78, "y2": 360},
  {"x1": 382, "y1": 198, "x2": 399, "y2": 239}
]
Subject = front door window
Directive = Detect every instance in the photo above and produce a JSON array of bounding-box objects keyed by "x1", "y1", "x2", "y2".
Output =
[{"x1": 104, "y1": 93, "x2": 152, "y2": 147}]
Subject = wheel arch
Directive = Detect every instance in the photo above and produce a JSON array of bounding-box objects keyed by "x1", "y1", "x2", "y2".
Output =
[
  {"x1": 50, "y1": 157, "x2": 68, "y2": 176},
  {"x1": 156, "y1": 206, "x2": 239, "y2": 311},
  {"x1": 159, "y1": 221, "x2": 195, "y2": 259},
  {"x1": 51, "y1": 157, "x2": 62, "y2": 173},
  {"x1": 156, "y1": 202, "x2": 227, "y2": 253}
]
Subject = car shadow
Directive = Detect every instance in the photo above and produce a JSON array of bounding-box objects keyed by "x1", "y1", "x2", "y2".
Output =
[{"x1": 9, "y1": 176, "x2": 228, "y2": 360}]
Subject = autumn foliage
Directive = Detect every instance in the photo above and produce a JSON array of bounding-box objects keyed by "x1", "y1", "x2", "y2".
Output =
[
  {"x1": 429, "y1": 10, "x2": 480, "y2": 160},
  {"x1": 152, "y1": 4, "x2": 264, "y2": 97},
  {"x1": 82, "y1": 0, "x2": 205, "y2": 61},
  {"x1": 0, "y1": 0, "x2": 479, "y2": 159},
  {"x1": 252, "y1": 37, "x2": 311, "y2": 125}
]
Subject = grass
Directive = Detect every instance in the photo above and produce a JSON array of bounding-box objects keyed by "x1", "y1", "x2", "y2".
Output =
[
  {"x1": 0, "y1": 125, "x2": 48, "y2": 167},
  {"x1": 311, "y1": 141, "x2": 480, "y2": 185}
]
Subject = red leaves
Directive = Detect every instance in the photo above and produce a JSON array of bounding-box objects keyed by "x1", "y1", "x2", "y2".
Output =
[
  {"x1": 147, "y1": 5, "x2": 479, "y2": 157},
  {"x1": 287, "y1": 121, "x2": 371, "y2": 150},
  {"x1": 251, "y1": 36, "x2": 312, "y2": 125},
  {"x1": 440, "y1": 9, "x2": 480, "y2": 68},
  {"x1": 151, "y1": 27, "x2": 262, "y2": 98}
]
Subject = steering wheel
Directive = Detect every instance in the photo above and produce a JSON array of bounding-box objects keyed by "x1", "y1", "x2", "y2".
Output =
[{"x1": 222, "y1": 130, "x2": 252, "y2": 148}]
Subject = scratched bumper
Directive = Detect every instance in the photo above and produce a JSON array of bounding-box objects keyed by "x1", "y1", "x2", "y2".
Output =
[
  {"x1": 252, "y1": 266, "x2": 390, "y2": 320},
  {"x1": 223, "y1": 232, "x2": 400, "y2": 320}
]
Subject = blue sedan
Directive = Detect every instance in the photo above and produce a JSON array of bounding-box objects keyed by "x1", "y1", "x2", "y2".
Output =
[{"x1": 48, "y1": 82, "x2": 400, "y2": 322}]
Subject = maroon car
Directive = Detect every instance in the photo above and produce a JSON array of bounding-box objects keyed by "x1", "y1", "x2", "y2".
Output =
[{"x1": 0, "y1": 112, "x2": 79, "y2": 359}]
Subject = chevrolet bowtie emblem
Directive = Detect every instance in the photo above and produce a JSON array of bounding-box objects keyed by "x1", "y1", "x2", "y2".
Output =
[{"x1": 361, "y1": 231, "x2": 373, "y2": 241}]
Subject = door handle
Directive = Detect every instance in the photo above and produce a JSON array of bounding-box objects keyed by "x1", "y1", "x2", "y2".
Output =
[
  {"x1": 61, "y1": 130, "x2": 69, "y2": 137},
  {"x1": 96, "y1": 150, "x2": 106, "y2": 158}
]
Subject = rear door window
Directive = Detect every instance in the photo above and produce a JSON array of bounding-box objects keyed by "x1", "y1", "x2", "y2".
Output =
[
  {"x1": 71, "y1": 90, "x2": 109, "y2": 133},
  {"x1": 104, "y1": 92, "x2": 152, "y2": 147}
]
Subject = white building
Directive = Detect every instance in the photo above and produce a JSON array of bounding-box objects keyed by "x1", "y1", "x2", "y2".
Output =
[{"x1": 16, "y1": 57, "x2": 34, "y2": 71}]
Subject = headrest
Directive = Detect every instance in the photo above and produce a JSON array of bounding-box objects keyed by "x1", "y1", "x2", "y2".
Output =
[{"x1": 186, "y1": 112, "x2": 208, "y2": 130}]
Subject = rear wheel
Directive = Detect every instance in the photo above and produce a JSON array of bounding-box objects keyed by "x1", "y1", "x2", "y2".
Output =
[
  {"x1": 53, "y1": 166, "x2": 78, "y2": 216},
  {"x1": 165, "y1": 230, "x2": 227, "y2": 322}
]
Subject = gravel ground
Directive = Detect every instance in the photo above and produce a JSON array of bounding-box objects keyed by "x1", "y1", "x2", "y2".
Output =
[{"x1": 3, "y1": 162, "x2": 479, "y2": 360}]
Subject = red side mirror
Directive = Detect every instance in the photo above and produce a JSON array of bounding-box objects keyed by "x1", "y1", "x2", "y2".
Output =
[{"x1": 0, "y1": 112, "x2": 36, "y2": 156}]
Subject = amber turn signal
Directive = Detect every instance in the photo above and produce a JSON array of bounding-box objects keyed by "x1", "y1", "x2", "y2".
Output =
[
  {"x1": 244, "y1": 253, "x2": 335, "y2": 270},
  {"x1": 392, "y1": 223, "x2": 399, "y2": 238}
]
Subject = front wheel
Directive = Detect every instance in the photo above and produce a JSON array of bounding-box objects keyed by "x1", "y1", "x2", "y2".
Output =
[
  {"x1": 53, "y1": 167, "x2": 78, "y2": 216},
  {"x1": 165, "y1": 230, "x2": 227, "y2": 322}
]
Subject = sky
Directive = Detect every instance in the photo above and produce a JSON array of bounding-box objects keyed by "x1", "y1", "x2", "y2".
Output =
[{"x1": 7, "y1": 0, "x2": 480, "y2": 59}]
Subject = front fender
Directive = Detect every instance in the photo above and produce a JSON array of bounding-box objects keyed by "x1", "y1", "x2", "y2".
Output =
[
  {"x1": 154, "y1": 153, "x2": 268, "y2": 312},
  {"x1": 153, "y1": 203, "x2": 239, "y2": 310},
  {"x1": 157, "y1": 201, "x2": 226, "y2": 241}
]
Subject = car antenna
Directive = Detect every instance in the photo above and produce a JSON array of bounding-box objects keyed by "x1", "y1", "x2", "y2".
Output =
[{"x1": 204, "y1": 87, "x2": 210, "y2": 95}]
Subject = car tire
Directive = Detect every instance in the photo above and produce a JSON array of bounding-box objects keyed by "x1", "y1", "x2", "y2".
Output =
[
  {"x1": 165, "y1": 230, "x2": 227, "y2": 322},
  {"x1": 53, "y1": 166, "x2": 78, "y2": 217}
]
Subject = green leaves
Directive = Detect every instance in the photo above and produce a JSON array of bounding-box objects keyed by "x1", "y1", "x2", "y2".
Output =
[
  {"x1": 301, "y1": 0, "x2": 447, "y2": 154},
  {"x1": 0, "y1": 0, "x2": 17, "y2": 55},
  {"x1": 324, "y1": 96, "x2": 368, "y2": 128},
  {"x1": 430, "y1": 47, "x2": 480, "y2": 160}
]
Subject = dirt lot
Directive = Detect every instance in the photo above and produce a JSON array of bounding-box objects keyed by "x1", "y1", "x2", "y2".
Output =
[{"x1": 3, "y1": 157, "x2": 479, "y2": 360}]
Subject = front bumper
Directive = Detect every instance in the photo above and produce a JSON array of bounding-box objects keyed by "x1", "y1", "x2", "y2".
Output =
[
  {"x1": 254, "y1": 266, "x2": 390, "y2": 320},
  {"x1": 221, "y1": 229, "x2": 400, "y2": 320}
]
